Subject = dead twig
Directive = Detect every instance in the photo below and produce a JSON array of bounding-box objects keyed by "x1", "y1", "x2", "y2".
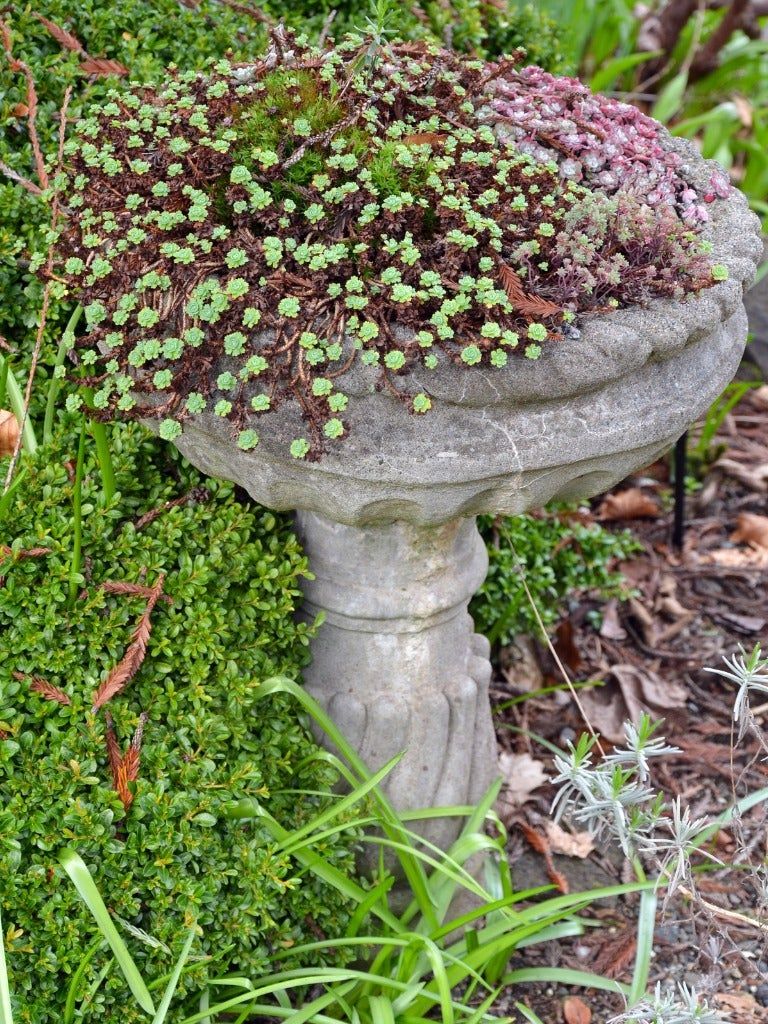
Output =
[{"x1": 2, "y1": 84, "x2": 72, "y2": 496}]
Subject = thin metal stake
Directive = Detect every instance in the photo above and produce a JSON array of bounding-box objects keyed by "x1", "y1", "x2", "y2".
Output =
[{"x1": 672, "y1": 431, "x2": 688, "y2": 551}]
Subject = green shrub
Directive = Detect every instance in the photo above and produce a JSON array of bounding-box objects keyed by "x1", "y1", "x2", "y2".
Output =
[
  {"x1": 0, "y1": 421, "x2": 356, "y2": 1024},
  {"x1": 473, "y1": 510, "x2": 640, "y2": 645}
]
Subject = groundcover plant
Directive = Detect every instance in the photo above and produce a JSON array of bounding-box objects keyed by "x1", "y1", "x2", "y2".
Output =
[
  {"x1": 54, "y1": 29, "x2": 730, "y2": 460},
  {"x1": 0, "y1": 425, "x2": 359, "y2": 1023}
]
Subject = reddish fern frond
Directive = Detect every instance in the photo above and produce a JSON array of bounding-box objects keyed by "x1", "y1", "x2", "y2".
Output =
[
  {"x1": 33, "y1": 13, "x2": 84, "y2": 54},
  {"x1": 0, "y1": 545, "x2": 51, "y2": 560},
  {"x1": 497, "y1": 261, "x2": 562, "y2": 320},
  {"x1": 115, "y1": 760, "x2": 134, "y2": 809},
  {"x1": 79, "y1": 56, "x2": 129, "y2": 78},
  {"x1": 92, "y1": 574, "x2": 166, "y2": 711},
  {"x1": 14, "y1": 671, "x2": 71, "y2": 706},
  {"x1": 101, "y1": 581, "x2": 155, "y2": 598}
]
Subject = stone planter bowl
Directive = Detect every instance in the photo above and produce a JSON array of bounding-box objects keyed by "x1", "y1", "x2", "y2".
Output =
[{"x1": 155, "y1": 136, "x2": 762, "y2": 852}]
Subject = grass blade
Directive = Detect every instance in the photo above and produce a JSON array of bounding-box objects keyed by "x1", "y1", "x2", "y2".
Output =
[
  {"x1": 502, "y1": 966, "x2": 626, "y2": 995},
  {"x1": 0, "y1": 907, "x2": 13, "y2": 1024},
  {"x1": 43, "y1": 303, "x2": 82, "y2": 444},
  {"x1": 59, "y1": 849, "x2": 156, "y2": 1015},
  {"x1": 629, "y1": 889, "x2": 657, "y2": 1002},
  {"x1": 152, "y1": 926, "x2": 197, "y2": 1024}
]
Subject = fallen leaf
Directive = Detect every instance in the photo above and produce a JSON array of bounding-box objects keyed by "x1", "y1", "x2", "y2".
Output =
[
  {"x1": 731, "y1": 512, "x2": 768, "y2": 551},
  {"x1": 597, "y1": 488, "x2": 660, "y2": 521},
  {"x1": 554, "y1": 618, "x2": 582, "y2": 674},
  {"x1": 711, "y1": 610, "x2": 766, "y2": 635},
  {"x1": 713, "y1": 456, "x2": 768, "y2": 492},
  {"x1": 10, "y1": 103, "x2": 29, "y2": 118},
  {"x1": 581, "y1": 664, "x2": 687, "y2": 743},
  {"x1": 627, "y1": 596, "x2": 658, "y2": 647},
  {"x1": 498, "y1": 752, "x2": 547, "y2": 806},
  {"x1": 501, "y1": 635, "x2": 543, "y2": 693},
  {"x1": 544, "y1": 820, "x2": 594, "y2": 859},
  {"x1": 705, "y1": 545, "x2": 768, "y2": 568},
  {"x1": 79, "y1": 56, "x2": 129, "y2": 77},
  {"x1": 655, "y1": 575, "x2": 691, "y2": 620},
  {"x1": 714, "y1": 992, "x2": 759, "y2": 1013},
  {"x1": 563, "y1": 995, "x2": 592, "y2": 1024},
  {"x1": 0, "y1": 409, "x2": 20, "y2": 457},
  {"x1": 519, "y1": 821, "x2": 569, "y2": 893},
  {"x1": 401, "y1": 132, "x2": 446, "y2": 146},
  {"x1": 599, "y1": 600, "x2": 627, "y2": 641}
]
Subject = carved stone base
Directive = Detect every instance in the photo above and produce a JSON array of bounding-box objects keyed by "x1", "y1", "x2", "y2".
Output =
[{"x1": 294, "y1": 511, "x2": 498, "y2": 854}]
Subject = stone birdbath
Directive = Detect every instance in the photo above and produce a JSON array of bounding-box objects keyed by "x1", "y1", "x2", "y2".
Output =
[
  {"x1": 56, "y1": 37, "x2": 762, "y2": 855},
  {"x1": 152, "y1": 137, "x2": 760, "y2": 852}
]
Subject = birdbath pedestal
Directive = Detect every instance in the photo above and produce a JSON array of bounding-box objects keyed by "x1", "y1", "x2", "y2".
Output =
[{"x1": 161, "y1": 145, "x2": 760, "y2": 854}]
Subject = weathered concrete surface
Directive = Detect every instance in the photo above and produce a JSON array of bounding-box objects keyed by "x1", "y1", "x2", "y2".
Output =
[{"x1": 295, "y1": 512, "x2": 497, "y2": 852}]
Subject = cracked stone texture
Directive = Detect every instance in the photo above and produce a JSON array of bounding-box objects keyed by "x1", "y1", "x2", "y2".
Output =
[{"x1": 164, "y1": 137, "x2": 763, "y2": 527}]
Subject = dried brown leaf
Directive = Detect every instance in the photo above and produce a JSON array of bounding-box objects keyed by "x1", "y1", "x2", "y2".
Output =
[
  {"x1": 33, "y1": 13, "x2": 85, "y2": 53},
  {"x1": 519, "y1": 821, "x2": 569, "y2": 893},
  {"x1": 544, "y1": 820, "x2": 595, "y2": 859},
  {"x1": 581, "y1": 664, "x2": 687, "y2": 743},
  {"x1": 554, "y1": 618, "x2": 582, "y2": 674},
  {"x1": 705, "y1": 546, "x2": 768, "y2": 568},
  {"x1": 597, "y1": 487, "x2": 660, "y2": 521},
  {"x1": 599, "y1": 599, "x2": 627, "y2": 641},
  {"x1": 497, "y1": 261, "x2": 562, "y2": 320},
  {"x1": 498, "y1": 751, "x2": 547, "y2": 805},
  {"x1": 79, "y1": 56, "x2": 129, "y2": 77},
  {"x1": 563, "y1": 996, "x2": 592, "y2": 1024},
  {"x1": 0, "y1": 410, "x2": 20, "y2": 457},
  {"x1": 402, "y1": 132, "x2": 446, "y2": 146},
  {"x1": 731, "y1": 511, "x2": 768, "y2": 551}
]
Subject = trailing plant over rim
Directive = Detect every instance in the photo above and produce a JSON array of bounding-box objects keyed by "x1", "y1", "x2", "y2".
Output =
[{"x1": 54, "y1": 28, "x2": 729, "y2": 460}]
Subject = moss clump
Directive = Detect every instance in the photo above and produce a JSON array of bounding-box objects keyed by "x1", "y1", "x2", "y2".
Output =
[{"x1": 0, "y1": 421, "x2": 357, "y2": 1024}]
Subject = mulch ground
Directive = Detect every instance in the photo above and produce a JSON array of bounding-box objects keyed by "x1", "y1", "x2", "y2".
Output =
[{"x1": 491, "y1": 386, "x2": 768, "y2": 1022}]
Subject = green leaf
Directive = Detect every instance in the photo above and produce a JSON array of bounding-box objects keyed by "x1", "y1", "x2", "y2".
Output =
[
  {"x1": 59, "y1": 849, "x2": 156, "y2": 1015},
  {"x1": 590, "y1": 50, "x2": 661, "y2": 93},
  {"x1": 0, "y1": 907, "x2": 13, "y2": 1024},
  {"x1": 152, "y1": 926, "x2": 197, "y2": 1023},
  {"x1": 650, "y1": 71, "x2": 688, "y2": 124},
  {"x1": 629, "y1": 889, "x2": 657, "y2": 1002}
]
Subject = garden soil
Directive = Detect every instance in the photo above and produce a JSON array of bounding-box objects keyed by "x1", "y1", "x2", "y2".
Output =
[{"x1": 492, "y1": 383, "x2": 768, "y2": 1023}]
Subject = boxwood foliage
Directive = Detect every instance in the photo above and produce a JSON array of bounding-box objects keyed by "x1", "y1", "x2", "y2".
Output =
[
  {"x1": 0, "y1": 421, "x2": 357, "y2": 1023},
  {"x1": 472, "y1": 511, "x2": 641, "y2": 646}
]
